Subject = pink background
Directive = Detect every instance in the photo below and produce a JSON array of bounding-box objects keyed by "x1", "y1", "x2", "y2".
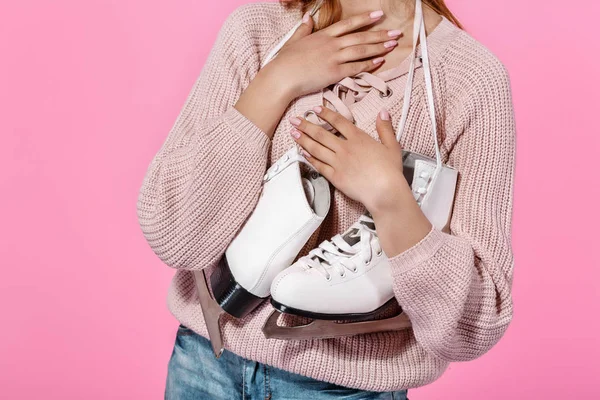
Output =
[{"x1": 1, "y1": 0, "x2": 598, "y2": 398}]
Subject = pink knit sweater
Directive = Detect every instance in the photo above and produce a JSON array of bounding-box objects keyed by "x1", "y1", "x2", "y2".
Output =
[{"x1": 136, "y1": 2, "x2": 516, "y2": 392}]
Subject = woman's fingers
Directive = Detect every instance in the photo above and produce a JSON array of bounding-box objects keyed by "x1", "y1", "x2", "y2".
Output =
[
  {"x1": 376, "y1": 109, "x2": 400, "y2": 148},
  {"x1": 340, "y1": 57, "x2": 386, "y2": 77},
  {"x1": 323, "y1": 10, "x2": 384, "y2": 37},
  {"x1": 286, "y1": 11, "x2": 315, "y2": 45},
  {"x1": 290, "y1": 115, "x2": 343, "y2": 152},
  {"x1": 337, "y1": 29, "x2": 403, "y2": 48},
  {"x1": 289, "y1": 119, "x2": 337, "y2": 166},
  {"x1": 300, "y1": 152, "x2": 335, "y2": 182},
  {"x1": 338, "y1": 41, "x2": 397, "y2": 63},
  {"x1": 311, "y1": 107, "x2": 359, "y2": 140}
]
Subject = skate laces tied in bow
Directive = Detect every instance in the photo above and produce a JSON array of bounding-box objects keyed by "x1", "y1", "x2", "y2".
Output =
[
  {"x1": 300, "y1": 214, "x2": 382, "y2": 280},
  {"x1": 304, "y1": 72, "x2": 393, "y2": 132}
]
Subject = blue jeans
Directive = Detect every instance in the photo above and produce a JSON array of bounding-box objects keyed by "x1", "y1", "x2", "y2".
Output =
[{"x1": 165, "y1": 324, "x2": 409, "y2": 400}]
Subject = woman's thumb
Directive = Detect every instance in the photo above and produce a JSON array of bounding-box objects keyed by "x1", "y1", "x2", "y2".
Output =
[
  {"x1": 376, "y1": 109, "x2": 400, "y2": 148},
  {"x1": 288, "y1": 12, "x2": 314, "y2": 43}
]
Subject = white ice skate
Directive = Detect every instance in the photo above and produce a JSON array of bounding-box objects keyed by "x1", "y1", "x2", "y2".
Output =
[
  {"x1": 263, "y1": 213, "x2": 412, "y2": 340},
  {"x1": 263, "y1": 150, "x2": 459, "y2": 340},
  {"x1": 193, "y1": 145, "x2": 330, "y2": 356},
  {"x1": 262, "y1": 0, "x2": 459, "y2": 341},
  {"x1": 210, "y1": 144, "x2": 330, "y2": 316}
]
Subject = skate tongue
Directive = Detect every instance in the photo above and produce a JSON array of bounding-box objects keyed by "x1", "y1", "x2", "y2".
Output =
[
  {"x1": 340, "y1": 217, "x2": 375, "y2": 247},
  {"x1": 304, "y1": 213, "x2": 376, "y2": 270}
]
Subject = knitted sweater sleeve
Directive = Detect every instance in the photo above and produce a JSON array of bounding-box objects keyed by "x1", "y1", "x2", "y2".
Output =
[
  {"x1": 388, "y1": 59, "x2": 516, "y2": 362},
  {"x1": 136, "y1": 7, "x2": 271, "y2": 270}
]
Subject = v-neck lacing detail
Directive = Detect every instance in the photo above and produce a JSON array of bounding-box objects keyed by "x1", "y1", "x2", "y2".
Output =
[
  {"x1": 304, "y1": 72, "x2": 391, "y2": 132},
  {"x1": 304, "y1": 58, "x2": 422, "y2": 133}
]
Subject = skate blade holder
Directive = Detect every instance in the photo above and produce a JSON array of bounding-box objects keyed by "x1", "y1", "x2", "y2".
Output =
[
  {"x1": 262, "y1": 310, "x2": 412, "y2": 340},
  {"x1": 193, "y1": 269, "x2": 226, "y2": 358}
]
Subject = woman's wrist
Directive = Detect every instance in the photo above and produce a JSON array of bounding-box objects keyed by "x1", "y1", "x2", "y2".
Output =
[
  {"x1": 362, "y1": 169, "x2": 411, "y2": 216},
  {"x1": 368, "y1": 176, "x2": 433, "y2": 258},
  {"x1": 234, "y1": 66, "x2": 298, "y2": 138},
  {"x1": 255, "y1": 62, "x2": 300, "y2": 102}
]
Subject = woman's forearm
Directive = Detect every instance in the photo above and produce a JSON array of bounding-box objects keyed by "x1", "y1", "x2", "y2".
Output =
[
  {"x1": 234, "y1": 64, "x2": 296, "y2": 138},
  {"x1": 368, "y1": 173, "x2": 433, "y2": 258}
]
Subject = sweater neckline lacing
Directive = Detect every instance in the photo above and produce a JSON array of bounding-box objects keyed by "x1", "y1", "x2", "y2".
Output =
[{"x1": 305, "y1": 72, "x2": 390, "y2": 132}]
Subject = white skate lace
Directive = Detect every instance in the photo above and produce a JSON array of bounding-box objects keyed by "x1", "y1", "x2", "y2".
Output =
[{"x1": 300, "y1": 214, "x2": 383, "y2": 280}]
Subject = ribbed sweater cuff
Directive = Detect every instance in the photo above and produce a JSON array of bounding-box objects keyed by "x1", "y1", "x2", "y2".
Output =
[
  {"x1": 387, "y1": 225, "x2": 447, "y2": 274},
  {"x1": 222, "y1": 106, "x2": 271, "y2": 154}
]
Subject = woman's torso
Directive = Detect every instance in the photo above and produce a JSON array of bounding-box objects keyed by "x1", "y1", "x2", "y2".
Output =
[{"x1": 166, "y1": 2, "x2": 510, "y2": 391}]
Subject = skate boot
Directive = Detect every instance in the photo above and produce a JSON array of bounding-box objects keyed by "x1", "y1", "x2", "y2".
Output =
[
  {"x1": 263, "y1": 214, "x2": 412, "y2": 340},
  {"x1": 210, "y1": 144, "x2": 330, "y2": 318},
  {"x1": 193, "y1": 145, "x2": 330, "y2": 356}
]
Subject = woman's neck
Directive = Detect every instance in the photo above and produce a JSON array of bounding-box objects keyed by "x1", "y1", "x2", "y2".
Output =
[
  {"x1": 337, "y1": 0, "x2": 443, "y2": 75},
  {"x1": 339, "y1": 0, "x2": 413, "y2": 29}
]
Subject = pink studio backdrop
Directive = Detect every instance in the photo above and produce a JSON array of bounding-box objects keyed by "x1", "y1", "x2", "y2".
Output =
[{"x1": 1, "y1": 0, "x2": 598, "y2": 399}]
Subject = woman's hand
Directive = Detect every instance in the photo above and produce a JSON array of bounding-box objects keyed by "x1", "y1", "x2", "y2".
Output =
[
  {"x1": 289, "y1": 106, "x2": 412, "y2": 213},
  {"x1": 234, "y1": 10, "x2": 401, "y2": 138},
  {"x1": 290, "y1": 106, "x2": 434, "y2": 256},
  {"x1": 264, "y1": 10, "x2": 402, "y2": 99}
]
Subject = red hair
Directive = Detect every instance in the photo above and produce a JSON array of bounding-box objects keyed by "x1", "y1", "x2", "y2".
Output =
[{"x1": 281, "y1": 0, "x2": 463, "y2": 30}]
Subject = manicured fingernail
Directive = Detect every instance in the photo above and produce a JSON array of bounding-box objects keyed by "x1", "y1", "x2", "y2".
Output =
[
  {"x1": 289, "y1": 117, "x2": 302, "y2": 126},
  {"x1": 379, "y1": 109, "x2": 390, "y2": 121},
  {"x1": 370, "y1": 10, "x2": 384, "y2": 19},
  {"x1": 373, "y1": 57, "x2": 385, "y2": 65},
  {"x1": 302, "y1": 11, "x2": 310, "y2": 24},
  {"x1": 313, "y1": 106, "x2": 323, "y2": 113},
  {"x1": 291, "y1": 129, "x2": 301, "y2": 139},
  {"x1": 301, "y1": 149, "x2": 312, "y2": 158},
  {"x1": 388, "y1": 29, "x2": 402, "y2": 37},
  {"x1": 384, "y1": 40, "x2": 398, "y2": 49}
]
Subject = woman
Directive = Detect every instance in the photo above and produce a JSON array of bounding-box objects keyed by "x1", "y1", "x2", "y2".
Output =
[{"x1": 136, "y1": 0, "x2": 516, "y2": 398}]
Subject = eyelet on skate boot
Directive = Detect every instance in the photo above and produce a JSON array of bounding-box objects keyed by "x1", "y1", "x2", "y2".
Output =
[
  {"x1": 376, "y1": 250, "x2": 383, "y2": 257},
  {"x1": 413, "y1": 186, "x2": 428, "y2": 204},
  {"x1": 364, "y1": 258, "x2": 371, "y2": 266}
]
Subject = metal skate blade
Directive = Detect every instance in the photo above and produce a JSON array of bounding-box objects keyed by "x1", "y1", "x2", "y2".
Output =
[
  {"x1": 193, "y1": 269, "x2": 225, "y2": 358},
  {"x1": 262, "y1": 310, "x2": 412, "y2": 340}
]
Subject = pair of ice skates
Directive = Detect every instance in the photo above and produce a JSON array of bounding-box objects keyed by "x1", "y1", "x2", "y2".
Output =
[
  {"x1": 194, "y1": 143, "x2": 412, "y2": 357},
  {"x1": 194, "y1": 0, "x2": 458, "y2": 357},
  {"x1": 194, "y1": 145, "x2": 457, "y2": 357}
]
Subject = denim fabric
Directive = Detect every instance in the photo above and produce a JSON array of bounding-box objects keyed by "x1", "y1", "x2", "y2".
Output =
[{"x1": 165, "y1": 324, "x2": 409, "y2": 400}]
